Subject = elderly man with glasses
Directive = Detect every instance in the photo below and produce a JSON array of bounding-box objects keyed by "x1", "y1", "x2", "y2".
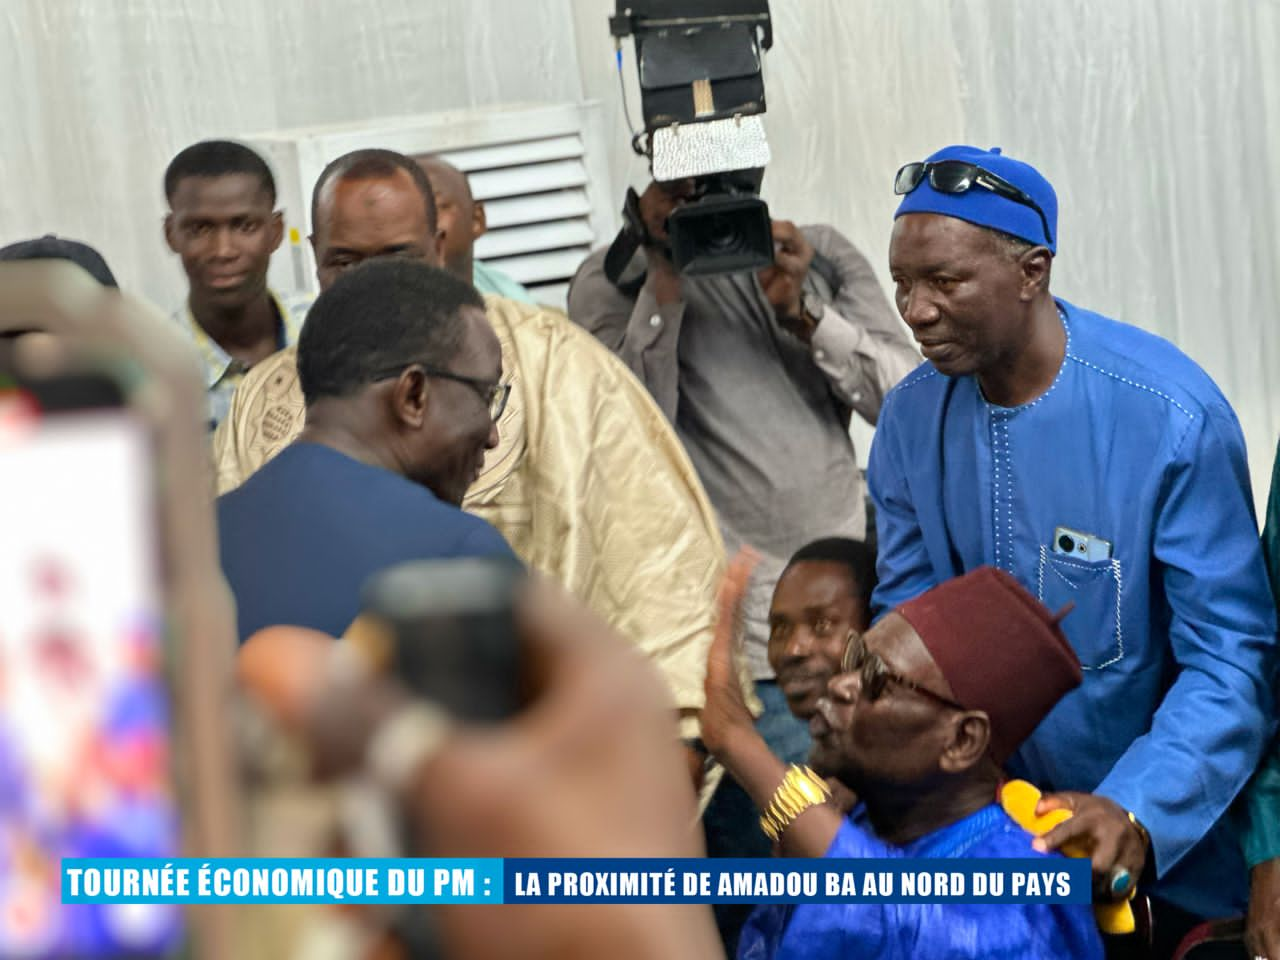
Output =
[
  {"x1": 865, "y1": 144, "x2": 1277, "y2": 954},
  {"x1": 703, "y1": 562, "x2": 1104, "y2": 959}
]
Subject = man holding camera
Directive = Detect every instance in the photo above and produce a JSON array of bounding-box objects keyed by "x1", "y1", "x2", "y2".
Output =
[{"x1": 569, "y1": 181, "x2": 917, "y2": 760}]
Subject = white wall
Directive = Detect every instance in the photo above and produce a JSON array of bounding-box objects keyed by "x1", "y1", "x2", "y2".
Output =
[
  {"x1": 4, "y1": 0, "x2": 1280, "y2": 506},
  {"x1": 581, "y1": 0, "x2": 1280, "y2": 505},
  {"x1": 0, "y1": 0, "x2": 584, "y2": 310}
]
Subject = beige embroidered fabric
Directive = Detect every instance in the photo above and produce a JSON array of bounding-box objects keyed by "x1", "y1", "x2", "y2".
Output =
[
  {"x1": 171, "y1": 288, "x2": 311, "y2": 430},
  {"x1": 214, "y1": 294, "x2": 760, "y2": 736}
]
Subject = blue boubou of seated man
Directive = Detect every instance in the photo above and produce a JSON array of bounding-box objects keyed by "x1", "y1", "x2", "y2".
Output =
[{"x1": 702, "y1": 562, "x2": 1104, "y2": 960}]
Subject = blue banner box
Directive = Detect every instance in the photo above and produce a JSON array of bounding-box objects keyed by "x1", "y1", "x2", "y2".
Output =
[
  {"x1": 505, "y1": 858, "x2": 1091, "y2": 904},
  {"x1": 63, "y1": 858, "x2": 1091, "y2": 906}
]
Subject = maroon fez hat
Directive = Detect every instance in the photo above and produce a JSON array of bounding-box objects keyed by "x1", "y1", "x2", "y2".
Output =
[{"x1": 895, "y1": 566, "x2": 1082, "y2": 764}]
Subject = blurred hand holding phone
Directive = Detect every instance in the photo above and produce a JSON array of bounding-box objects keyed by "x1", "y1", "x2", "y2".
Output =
[
  {"x1": 238, "y1": 572, "x2": 718, "y2": 960},
  {"x1": 0, "y1": 262, "x2": 239, "y2": 960},
  {"x1": 0, "y1": 262, "x2": 714, "y2": 959}
]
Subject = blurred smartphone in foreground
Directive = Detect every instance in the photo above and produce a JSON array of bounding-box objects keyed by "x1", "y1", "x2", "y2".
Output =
[{"x1": 0, "y1": 356, "x2": 185, "y2": 958}]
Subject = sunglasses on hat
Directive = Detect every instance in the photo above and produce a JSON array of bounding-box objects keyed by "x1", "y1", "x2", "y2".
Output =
[{"x1": 894, "y1": 160, "x2": 1054, "y2": 248}]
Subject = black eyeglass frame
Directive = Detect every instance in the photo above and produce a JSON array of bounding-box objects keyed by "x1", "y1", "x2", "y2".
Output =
[
  {"x1": 894, "y1": 159, "x2": 1054, "y2": 248},
  {"x1": 373, "y1": 361, "x2": 510, "y2": 421},
  {"x1": 840, "y1": 631, "x2": 968, "y2": 711}
]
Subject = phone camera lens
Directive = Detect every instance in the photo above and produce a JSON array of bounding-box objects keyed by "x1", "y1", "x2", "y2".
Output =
[{"x1": 1058, "y1": 534, "x2": 1075, "y2": 553}]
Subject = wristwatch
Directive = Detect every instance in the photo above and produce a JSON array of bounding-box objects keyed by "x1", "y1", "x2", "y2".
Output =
[
  {"x1": 782, "y1": 291, "x2": 824, "y2": 342},
  {"x1": 799, "y1": 292, "x2": 825, "y2": 328}
]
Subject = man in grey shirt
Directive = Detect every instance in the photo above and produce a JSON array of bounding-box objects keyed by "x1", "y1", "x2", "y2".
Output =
[{"x1": 570, "y1": 177, "x2": 917, "y2": 745}]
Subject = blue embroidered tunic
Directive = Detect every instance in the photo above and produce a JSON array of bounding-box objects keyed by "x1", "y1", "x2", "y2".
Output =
[{"x1": 867, "y1": 300, "x2": 1277, "y2": 916}]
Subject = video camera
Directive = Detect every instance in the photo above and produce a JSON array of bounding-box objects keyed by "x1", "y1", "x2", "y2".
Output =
[{"x1": 609, "y1": 0, "x2": 774, "y2": 277}]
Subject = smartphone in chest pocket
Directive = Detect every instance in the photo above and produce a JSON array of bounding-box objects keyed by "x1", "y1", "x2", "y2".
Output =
[{"x1": 1051, "y1": 525, "x2": 1113, "y2": 563}]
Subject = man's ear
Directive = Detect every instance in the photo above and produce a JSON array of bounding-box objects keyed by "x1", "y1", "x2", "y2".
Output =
[
  {"x1": 472, "y1": 200, "x2": 487, "y2": 241},
  {"x1": 938, "y1": 711, "x2": 992, "y2": 775},
  {"x1": 163, "y1": 214, "x2": 180, "y2": 254},
  {"x1": 1018, "y1": 247, "x2": 1053, "y2": 301},
  {"x1": 390, "y1": 368, "x2": 431, "y2": 429},
  {"x1": 267, "y1": 210, "x2": 285, "y2": 254}
]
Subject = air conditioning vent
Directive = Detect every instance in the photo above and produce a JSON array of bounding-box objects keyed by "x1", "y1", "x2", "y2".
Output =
[
  {"x1": 244, "y1": 103, "x2": 618, "y2": 310},
  {"x1": 425, "y1": 139, "x2": 600, "y2": 305}
]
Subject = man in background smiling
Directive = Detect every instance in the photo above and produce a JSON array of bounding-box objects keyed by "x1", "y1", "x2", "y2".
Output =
[{"x1": 164, "y1": 140, "x2": 310, "y2": 429}]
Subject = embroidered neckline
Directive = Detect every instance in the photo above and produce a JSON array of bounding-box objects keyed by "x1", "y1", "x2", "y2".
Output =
[
  {"x1": 910, "y1": 804, "x2": 1009, "y2": 858},
  {"x1": 980, "y1": 301, "x2": 1071, "y2": 415}
]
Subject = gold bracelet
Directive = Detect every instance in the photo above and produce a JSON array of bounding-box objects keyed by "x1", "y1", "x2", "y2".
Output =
[{"x1": 760, "y1": 765, "x2": 832, "y2": 842}]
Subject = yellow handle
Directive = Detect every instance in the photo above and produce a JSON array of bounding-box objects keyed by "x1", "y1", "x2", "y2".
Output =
[{"x1": 999, "y1": 780, "x2": 1135, "y2": 935}]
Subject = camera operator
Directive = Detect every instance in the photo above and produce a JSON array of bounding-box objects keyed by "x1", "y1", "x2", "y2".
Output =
[{"x1": 569, "y1": 181, "x2": 916, "y2": 752}]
